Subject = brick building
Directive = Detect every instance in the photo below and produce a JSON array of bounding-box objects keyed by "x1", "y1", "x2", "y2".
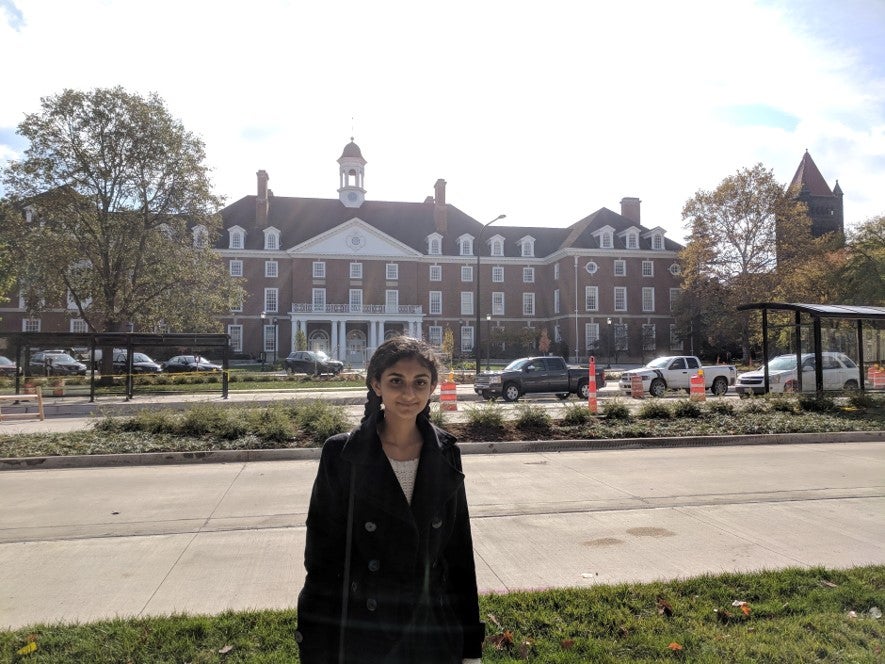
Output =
[
  {"x1": 216, "y1": 140, "x2": 686, "y2": 366},
  {"x1": 788, "y1": 150, "x2": 844, "y2": 238}
]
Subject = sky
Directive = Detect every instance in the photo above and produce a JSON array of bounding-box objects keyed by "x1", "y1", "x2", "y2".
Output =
[{"x1": 1, "y1": 0, "x2": 883, "y2": 244}]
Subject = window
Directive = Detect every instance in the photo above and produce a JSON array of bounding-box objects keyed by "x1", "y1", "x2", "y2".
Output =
[
  {"x1": 461, "y1": 265, "x2": 473, "y2": 282},
  {"x1": 461, "y1": 326, "x2": 474, "y2": 352},
  {"x1": 520, "y1": 237, "x2": 535, "y2": 257},
  {"x1": 228, "y1": 325, "x2": 243, "y2": 353},
  {"x1": 601, "y1": 231, "x2": 613, "y2": 249},
  {"x1": 492, "y1": 266, "x2": 504, "y2": 283},
  {"x1": 229, "y1": 259, "x2": 243, "y2": 277},
  {"x1": 670, "y1": 288, "x2": 682, "y2": 311},
  {"x1": 428, "y1": 326, "x2": 443, "y2": 346},
  {"x1": 23, "y1": 319, "x2": 41, "y2": 332},
  {"x1": 229, "y1": 228, "x2": 244, "y2": 249},
  {"x1": 523, "y1": 267, "x2": 534, "y2": 283},
  {"x1": 670, "y1": 324, "x2": 683, "y2": 350},
  {"x1": 614, "y1": 260, "x2": 626, "y2": 276},
  {"x1": 313, "y1": 261, "x2": 325, "y2": 279},
  {"x1": 386, "y1": 263, "x2": 399, "y2": 280},
  {"x1": 70, "y1": 318, "x2": 88, "y2": 333},
  {"x1": 585, "y1": 286, "x2": 599, "y2": 311},
  {"x1": 459, "y1": 236, "x2": 473, "y2": 256},
  {"x1": 385, "y1": 289, "x2": 399, "y2": 310},
  {"x1": 554, "y1": 289, "x2": 560, "y2": 314},
  {"x1": 642, "y1": 260, "x2": 653, "y2": 277},
  {"x1": 523, "y1": 292, "x2": 535, "y2": 316},
  {"x1": 642, "y1": 287, "x2": 655, "y2": 312},
  {"x1": 585, "y1": 323, "x2": 600, "y2": 354},
  {"x1": 585, "y1": 261, "x2": 598, "y2": 274},
  {"x1": 263, "y1": 325, "x2": 277, "y2": 353},
  {"x1": 349, "y1": 289, "x2": 363, "y2": 311},
  {"x1": 669, "y1": 263, "x2": 682, "y2": 276},
  {"x1": 263, "y1": 228, "x2": 280, "y2": 251},
  {"x1": 614, "y1": 287, "x2": 627, "y2": 311},
  {"x1": 264, "y1": 288, "x2": 278, "y2": 313},
  {"x1": 350, "y1": 262, "x2": 363, "y2": 279},
  {"x1": 626, "y1": 232, "x2": 638, "y2": 249},
  {"x1": 614, "y1": 323, "x2": 629, "y2": 352},
  {"x1": 312, "y1": 288, "x2": 326, "y2": 310},
  {"x1": 491, "y1": 239, "x2": 504, "y2": 256},
  {"x1": 492, "y1": 291, "x2": 505, "y2": 316},
  {"x1": 642, "y1": 324, "x2": 656, "y2": 351},
  {"x1": 652, "y1": 234, "x2": 664, "y2": 250},
  {"x1": 429, "y1": 291, "x2": 442, "y2": 315},
  {"x1": 265, "y1": 260, "x2": 278, "y2": 278},
  {"x1": 460, "y1": 291, "x2": 474, "y2": 316},
  {"x1": 428, "y1": 236, "x2": 441, "y2": 255},
  {"x1": 554, "y1": 263, "x2": 560, "y2": 279},
  {"x1": 429, "y1": 265, "x2": 442, "y2": 281}
]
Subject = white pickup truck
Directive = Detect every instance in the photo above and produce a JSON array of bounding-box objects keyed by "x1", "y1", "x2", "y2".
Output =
[{"x1": 619, "y1": 356, "x2": 736, "y2": 397}]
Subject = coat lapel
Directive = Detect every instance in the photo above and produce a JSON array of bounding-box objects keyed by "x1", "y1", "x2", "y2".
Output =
[{"x1": 409, "y1": 419, "x2": 464, "y2": 530}]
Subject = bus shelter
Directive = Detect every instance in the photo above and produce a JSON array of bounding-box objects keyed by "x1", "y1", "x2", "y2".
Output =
[{"x1": 736, "y1": 302, "x2": 885, "y2": 394}]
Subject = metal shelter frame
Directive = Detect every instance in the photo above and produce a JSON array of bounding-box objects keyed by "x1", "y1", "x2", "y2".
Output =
[
  {"x1": 736, "y1": 302, "x2": 885, "y2": 394},
  {"x1": 0, "y1": 332, "x2": 231, "y2": 400}
]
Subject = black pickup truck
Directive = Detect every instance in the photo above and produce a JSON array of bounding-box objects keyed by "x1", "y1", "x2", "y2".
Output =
[{"x1": 474, "y1": 356, "x2": 606, "y2": 402}]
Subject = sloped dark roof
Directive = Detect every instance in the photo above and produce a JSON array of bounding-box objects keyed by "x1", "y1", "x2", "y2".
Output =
[
  {"x1": 339, "y1": 140, "x2": 365, "y2": 161},
  {"x1": 789, "y1": 151, "x2": 833, "y2": 197},
  {"x1": 559, "y1": 207, "x2": 683, "y2": 252},
  {"x1": 737, "y1": 302, "x2": 885, "y2": 319}
]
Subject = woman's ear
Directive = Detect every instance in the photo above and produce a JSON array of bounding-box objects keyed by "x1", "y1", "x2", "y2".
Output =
[{"x1": 370, "y1": 379, "x2": 381, "y2": 396}]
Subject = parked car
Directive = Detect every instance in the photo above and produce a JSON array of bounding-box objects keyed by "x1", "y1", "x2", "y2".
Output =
[
  {"x1": 284, "y1": 350, "x2": 344, "y2": 375},
  {"x1": 474, "y1": 356, "x2": 606, "y2": 402},
  {"x1": 735, "y1": 352, "x2": 860, "y2": 395},
  {"x1": 0, "y1": 355, "x2": 21, "y2": 377},
  {"x1": 28, "y1": 351, "x2": 88, "y2": 376},
  {"x1": 161, "y1": 355, "x2": 222, "y2": 373},
  {"x1": 112, "y1": 351, "x2": 163, "y2": 374}
]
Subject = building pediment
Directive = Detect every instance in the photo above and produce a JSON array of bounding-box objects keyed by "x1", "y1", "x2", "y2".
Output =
[{"x1": 287, "y1": 218, "x2": 423, "y2": 257}]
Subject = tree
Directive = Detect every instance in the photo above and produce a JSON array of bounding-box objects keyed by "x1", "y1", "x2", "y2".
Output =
[
  {"x1": 680, "y1": 163, "x2": 812, "y2": 361},
  {"x1": 1, "y1": 87, "x2": 243, "y2": 335},
  {"x1": 294, "y1": 329, "x2": 308, "y2": 352},
  {"x1": 538, "y1": 328, "x2": 551, "y2": 355},
  {"x1": 0, "y1": 201, "x2": 18, "y2": 307},
  {"x1": 840, "y1": 215, "x2": 884, "y2": 305}
]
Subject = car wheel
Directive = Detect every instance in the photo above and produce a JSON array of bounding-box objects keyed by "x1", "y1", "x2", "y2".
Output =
[
  {"x1": 783, "y1": 380, "x2": 798, "y2": 393},
  {"x1": 843, "y1": 379, "x2": 859, "y2": 391},
  {"x1": 711, "y1": 376, "x2": 728, "y2": 396},
  {"x1": 649, "y1": 378, "x2": 666, "y2": 398},
  {"x1": 502, "y1": 382, "x2": 520, "y2": 402},
  {"x1": 481, "y1": 390, "x2": 493, "y2": 401},
  {"x1": 577, "y1": 381, "x2": 590, "y2": 399},
  {"x1": 556, "y1": 392, "x2": 570, "y2": 400}
]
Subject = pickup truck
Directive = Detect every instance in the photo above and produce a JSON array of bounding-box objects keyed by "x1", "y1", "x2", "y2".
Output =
[
  {"x1": 474, "y1": 356, "x2": 606, "y2": 402},
  {"x1": 618, "y1": 356, "x2": 736, "y2": 397}
]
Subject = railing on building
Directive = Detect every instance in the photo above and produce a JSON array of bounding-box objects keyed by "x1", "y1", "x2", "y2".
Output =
[{"x1": 291, "y1": 304, "x2": 424, "y2": 315}]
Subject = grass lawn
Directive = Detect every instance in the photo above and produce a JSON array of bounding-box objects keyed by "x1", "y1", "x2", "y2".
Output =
[{"x1": 2, "y1": 566, "x2": 882, "y2": 662}]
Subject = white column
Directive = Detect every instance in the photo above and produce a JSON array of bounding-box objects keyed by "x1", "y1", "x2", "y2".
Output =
[
  {"x1": 331, "y1": 320, "x2": 339, "y2": 360},
  {"x1": 339, "y1": 320, "x2": 347, "y2": 362},
  {"x1": 368, "y1": 319, "x2": 376, "y2": 351}
]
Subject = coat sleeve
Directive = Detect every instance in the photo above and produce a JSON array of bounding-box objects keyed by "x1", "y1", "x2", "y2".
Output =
[
  {"x1": 444, "y1": 445, "x2": 486, "y2": 659},
  {"x1": 296, "y1": 435, "x2": 350, "y2": 663}
]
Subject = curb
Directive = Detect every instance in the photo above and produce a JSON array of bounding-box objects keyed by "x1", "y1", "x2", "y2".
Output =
[{"x1": 2, "y1": 431, "x2": 881, "y2": 471}]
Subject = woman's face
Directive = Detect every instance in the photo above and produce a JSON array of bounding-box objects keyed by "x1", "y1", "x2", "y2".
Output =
[{"x1": 371, "y1": 356, "x2": 437, "y2": 423}]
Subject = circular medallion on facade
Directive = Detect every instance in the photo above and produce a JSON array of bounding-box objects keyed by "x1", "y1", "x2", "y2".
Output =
[
  {"x1": 585, "y1": 261, "x2": 598, "y2": 274},
  {"x1": 347, "y1": 232, "x2": 366, "y2": 251}
]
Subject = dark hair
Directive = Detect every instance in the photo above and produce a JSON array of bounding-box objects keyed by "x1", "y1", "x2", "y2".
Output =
[{"x1": 362, "y1": 336, "x2": 439, "y2": 422}]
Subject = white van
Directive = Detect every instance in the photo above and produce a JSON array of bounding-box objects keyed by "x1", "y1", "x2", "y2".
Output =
[{"x1": 735, "y1": 352, "x2": 860, "y2": 395}]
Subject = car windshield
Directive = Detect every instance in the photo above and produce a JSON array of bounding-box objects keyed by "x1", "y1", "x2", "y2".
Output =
[
  {"x1": 47, "y1": 354, "x2": 77, "y2": 363},
  {"x1": 503, "y1": 359, "x2": 530, "y2": 372},
  {"x1": 646, "y1": 357, "x2": 673, "y2": 369},
  {"x1": 314, "y1": 351, "x2": 331, "y2": 361},
  {"x1": 132, "y1": 353, "x2": 153, "y2": 363},
  {"x1": 0, "y1": 357, "x2": 12, "y2": 365},
  {"x1": 766, "y1": 356, "x2": 798, "y2": 371}
]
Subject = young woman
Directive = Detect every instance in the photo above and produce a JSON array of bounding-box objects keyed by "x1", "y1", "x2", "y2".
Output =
[{"x1": 296, "y1": 336, "x2": 484, "y2": 664}]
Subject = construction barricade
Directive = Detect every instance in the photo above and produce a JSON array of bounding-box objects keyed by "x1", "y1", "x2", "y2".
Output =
[
  {"x1": 630, "y1": 374, "x2": 644, "y2": 399},
  {"x1": 690, "y1": 369, "x2": 706, "y2": 402},
  {"x1": 440, "y1": 371, "x2": 458, "y2": 411},
  {"x1": 587, "y1": 356, "x2": 598, "y2": 414}
]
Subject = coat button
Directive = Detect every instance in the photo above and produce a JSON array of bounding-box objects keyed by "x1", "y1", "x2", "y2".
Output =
[
  {"x1": 431, "y1": 516, "x2": 443, "y2": 529},
  {"x1": 366, "y1": 598, "x2": 377, "y2": 611},
  {"x1": 368, "y1": 559, "x2": 381, "y2": 572},
  {"x1": 295, "y1": 631, "x2": 304, "y2": 643},
  {"x1": 351, "y1": 581, "x2": 359, "y2": 592},
  {"x1": 364, "y1": 521, "x2": 377, "y2": 532}
]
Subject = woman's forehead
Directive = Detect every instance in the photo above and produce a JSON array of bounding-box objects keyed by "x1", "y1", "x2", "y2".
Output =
[{"x1": 380, "y1": 356, "x2": 433, "y2": 377}]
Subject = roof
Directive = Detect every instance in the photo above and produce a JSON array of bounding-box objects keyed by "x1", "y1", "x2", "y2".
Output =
[
  {"x1": 789, "y1": 151, "x2": 834, "y2": 197},
  {"x1": 339, "y1": 139, "x2": 365, "y2": 161},
  {"x1": 737, "y1": 302, "x2": 885, "y2": 320}
]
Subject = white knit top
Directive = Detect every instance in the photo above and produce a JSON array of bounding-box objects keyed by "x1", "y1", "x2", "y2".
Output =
[{"x1": 387, "y1": 456, "x2": 420, "y2": 505}]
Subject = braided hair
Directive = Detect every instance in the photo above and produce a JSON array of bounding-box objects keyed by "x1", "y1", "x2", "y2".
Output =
[{"x1": 362, "y1": 336, "x2": 439, "y2": 423}]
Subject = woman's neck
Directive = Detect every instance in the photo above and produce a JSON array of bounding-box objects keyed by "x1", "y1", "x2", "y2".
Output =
[{"x1": 378, "y1": 417, "x2": 423, "y2": 461}]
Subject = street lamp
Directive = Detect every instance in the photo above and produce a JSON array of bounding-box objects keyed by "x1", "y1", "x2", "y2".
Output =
[
  {"x1": 485, "y1": 313, "x2": 492, "y2": 370},
  {"x1": 606, "y1": 317, "x2": 613, "y2": 369},
  {"x1": 272, "y1": 317, "x2": 279, "y2": 367},
  {"x1": 474, "y1": 214, "x2": 507, "y2": 373},
  {"x1": 260, "y1": 311, "x2": 267, "y2": 370}
]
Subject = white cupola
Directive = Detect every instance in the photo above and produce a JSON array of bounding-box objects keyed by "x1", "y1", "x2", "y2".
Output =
[{"x1": 338, "y1": 138, "x2": 367, "y2": 208}]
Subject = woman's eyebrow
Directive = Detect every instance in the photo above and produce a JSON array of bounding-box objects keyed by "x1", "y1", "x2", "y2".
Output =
[{"x1": 385, "y1": 371, "x2": 431, "y2": 379}]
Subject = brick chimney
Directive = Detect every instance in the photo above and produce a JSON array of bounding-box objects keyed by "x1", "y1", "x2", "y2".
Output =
[
  {"x1": 620, "y1": 197, "x2": 641, "y2": 224},
  {"x1": 433, "y1": 178, "x2": 447, "y2": 233},
  {"x1": 256, "y1": 170, "x2": 269, "y2": 226}
]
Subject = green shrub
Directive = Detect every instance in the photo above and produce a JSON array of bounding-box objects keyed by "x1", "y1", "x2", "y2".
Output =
[
  {"x1": 561, "y1": 402, "x2": 593, "y2": 426},
  {"x1": 847, "y1": 391, "x2": 882, "y2": 409},
  {"x1": 798, "y1": 393, "x2": 837, "y2": 413},
  {"x1": 291, "y1": 400, "x2": 350, "y2": 446},
  {"x1": 769, "y1": 396, "x2": 798, "y2": 413},
  {"x1": 603, "y1": 399, "x2": 631, "y2": 421},
  {"x1": 707, "y1": 399, "x2": 736, "y2": 415},
  {"x1": 637, "y1": 400, "x2": 672, "y2": 419},
  {"x1": 464, "y1": 402, "x2": 505, "y2": 428},
  {"x1": 247, "y1": 406, "x2": 295, "y2": 442},
  {"x1": 515, "y1": 404, "x2": 552, "y2": 430},
  {"x1": 672, "y1": 399, "x2": 703, "y2": 418},
  {"x1": 428, "y1": 406, "x2": 447, "y2": 428},
  {"x1": 741, "y1": 398, "x2": 770, "y2": 414}
]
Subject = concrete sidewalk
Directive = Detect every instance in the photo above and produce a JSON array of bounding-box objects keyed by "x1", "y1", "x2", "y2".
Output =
[{"x1": 1, "y1": 440, "x2": 883, "y2": 630}]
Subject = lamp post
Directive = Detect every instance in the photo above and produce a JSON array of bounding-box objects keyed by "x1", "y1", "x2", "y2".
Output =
[
  {"x1": 606, "y1": 317, "x2": 613, "y2": 369},
  {"x1": 272, "y1": 317, "x2": 279, "y2": 367},
  {"x1": 485, "y1": 314, "x2": 492, "y2": 370},
  {"x1": 260, "y1": 311, "x2": 267, "y2": 370},
  {"x1": 474, "y1": 214, "x2": 507, "y2": 373}
]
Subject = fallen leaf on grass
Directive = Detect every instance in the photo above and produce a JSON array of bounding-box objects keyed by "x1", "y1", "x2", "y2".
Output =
[
  {"x1": 657, "y1": 597, "x2": 674, "y2": 617},
  {"x1": 218, "y1": 644, "x2": 234, "y2": 654},
  {"x1": 486, "y1": 630, "x2": 514, "y2": 650},
  {"x1": 487, "y1": 613, "x2": 503, "y2": 630},
  {"x1": 715, "y1": 608, "x2": 733, "y2": 623},
  {"x1": 560, "y1": 638, "x2": 575, "y2": 650},
  {"x1": 820, "y1": 580, "x2": 838, "y2": 588},
  {"x1": 16, "y1": 641, "x2": 37, "y2": 655},
  {"x1": 668, "y1": 642, "x2": 683, "y2": 651}
]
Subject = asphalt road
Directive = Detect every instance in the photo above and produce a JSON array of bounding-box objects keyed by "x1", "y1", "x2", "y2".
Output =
[{"x1": 1, "y1": 440, "x2": 882, "y2": 630}]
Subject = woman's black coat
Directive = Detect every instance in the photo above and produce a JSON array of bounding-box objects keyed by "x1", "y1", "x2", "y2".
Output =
[{"x1": 296, "y1": 411, "x2": 485, "y2": 663}]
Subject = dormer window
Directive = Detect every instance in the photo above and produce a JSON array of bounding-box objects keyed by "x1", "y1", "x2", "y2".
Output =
[
  {"x1": 601, "y1": 232, "x2": 613, "y2": 249},
  {"x1": 228, "y1": 226, "x2": 245, "y2": 249},
  {"x1": 652, "y1": 233, "x2": 664, "y2": 250},
  {"x1": 490, "y1": 236, "x2": 504, "y2": 257},
  {"x1": 458, "y1": 234, "x2": 474, "y2": 256},
  {"x1": 427, "y1": 233, "x2": 442, "y2": 255},
  {"x1": 192, "y1": 225, "x2": 208, "y2": 249},
  {"x1": 263, "y1": 227, "x2": 280, "y2": 251},
  {"x1": 519, "y1": 235, "x2": 535, "y2": 257},
  {"x1": 626, "y1": 232, "x2": 638, "y2": 249}
]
